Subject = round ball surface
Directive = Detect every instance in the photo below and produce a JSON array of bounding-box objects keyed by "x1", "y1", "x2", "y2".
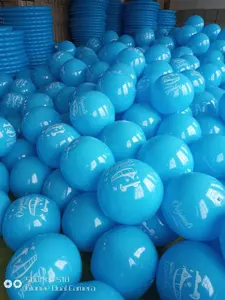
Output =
[
  {"x1": 185, "y1": 15, "x2": 204, "y2": 33},
  {"x1": 0, "y1": 117, "x2": 16, "y2": 157},
  {"x1": 198, "y1": 63, "x2": 222, "y2": 88},
  {"x1": 10, "y1": 156, "x2": 51, "y2": 198},
  {"x1": 11, "y1": 78, "x2": 36, "y2": 96},
  {"x1": 139, "y1": 210, "x2": 178, "y2": 247},
  {"x1": 2, "y1": 138, "x2": 36, "y2": 170},
  {"x1": 138, "y1": 135, "x2": 194, "y2": 182},
  {"x1": 175, "y1": 25, "x2": 198, "y2": 45},
  {"x1": 22, "y1": 107, "x2": 61, "y2": 144},
  {"x1": 191, "y1": 91, "x2": 217, "y2": 117},
  {"x1": 98, "y1": 42, "x2": 127, "y2": 64},
  {"x1": 0, "y1": 163, "x2": 9, "y2": 192},
  {"x1": 102, "y1": 31, "x2": 119, "y2": 45},
  {"x1": 37, "y1": 123, "x2": 80, "y2": 168},
  {"x1": 97, "y1": 71, "x2": 135, "y2": 113},
  {"x1": 91, "y1": 226, "x2": 158, "y2": 299},
  {"x1": 157, "y1": 114, "x2": 202, "y2": 144},
  {"x1": 142, "y1": 61, "x2": 173, "y2": 84},
  {"x1": 22, "y1": 93, "x2": 54, "y2": 116},
  {"x1": 150, "y1": 73, "x2": 194, "y2": 115},
  {"x1": 172, "y1": 46, "x2": 194, "y2": 58},
  {"x1": 157, "y1": 241, "x2": 225, "y2": 300},
  {"x1": 31, "y1": 65, "x2": 53, "y2": 88},
  {"x1": 86, "y1": 37, "x2": 102, "y2": 52},
  {"x1": 0, "y1": 191, "x2": 10, "y2": 236},
  {"x1": 0, "y1": 93, "x2": 24, "y2": 117},
  {"x1": 122, "y1": 103, "x2": 161, "y2": 139},
  {"x1": 70, "y1": 91, "x2": 115, "y2": 137},
  {"x1": 161, "y1": 172, "x2": 225, "y2": 241},
  {"x1": 170, "y1": 58, "x2": 191, "y2": 73},
  {"x1": 189, "y1": 135, "x2": 225, "y2": 179},
  {"x1": 54, "y1": 87, "x2": 75, "y2": 114},
  {"x1": 48, "y1": 51, "x2": 74, "y2": 79},
  {"x1": 182, "y1": 70, "x2": 205, "y2": 93},
  {"x1": 203, "y1": 24, "x2": 221, "y2": 41},
  {"x1": 182, "y1": 54, "x2": 200, "y2": 69},
  {"x1": 98, "y1": 159, "x2": 164, "y2": 225},
  {"x1": 116, "y1": 47, "x2": 146, "y2": 78},
  {"x1": 85, "y1": 61, "x2": 109, "y2": 83},
  {"x1": 62, "y1": 193, "x2": 116, "y2": 252},
  {"x1": 74, "y1": 82, "x2": 96, "y2": 96},
  {"x1": 196, "y1": 115, "x2": 225, "y2": 136},
  {"x1": 187, "y1": 33, "x2": 210, "y2": 56},
  {"x1": 0, "y1": 73, "x2": 13, "y2": 98},
  {"x1": 42, "y1": 169, "x2": 79, "y2": 212},
  {"x1": 119, "y1": 34, "x2": 135, "y2": 47},
  {"x1": 144, "y1": 44, "x2": 171, "y2": 63},
  {"x1": 60, "y1": 136, "x2": 115, "y2": 191},
  {"x1": 2, "y1": 194, "x2": 60, "y2": 251},
  {"x1": 135, "y1": 28, "x2": 155, "y2": 47},
  {"x1": 42, "y1": 81, "x2": 65, "y2": 100},
  {"x1": 58, "y1": 40, "x2": 76, "y2": 56},
  {"x1": 6, "y1": 233, "x2": 82, "y2": 300},
  {"x1": 109, "y1": 62, "x2": 137, "y2": 85},
  {"x1": 155, "y1": 36, "x2": 175, "y2": 52},
  {"x1": 60, "y1": 58, "x2": 87, "y2": 86},
  {"x1": 99, "y1": 121, "x2": 146, "y2": 161}
]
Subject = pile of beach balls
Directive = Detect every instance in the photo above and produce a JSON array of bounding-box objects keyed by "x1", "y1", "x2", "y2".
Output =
[{"x1": 2, "y1": 15, "x2": 225, "y2": 300}]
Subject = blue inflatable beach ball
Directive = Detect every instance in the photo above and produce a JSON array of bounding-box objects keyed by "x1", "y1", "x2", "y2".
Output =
[
  {"x1": 58, "y1": 40, "x2": 76, "y2": 56},
  {"x1": 31, "y1": 65, "x2": 54, "y2": 88},
  {"x1": 142, "y1": 61, "x2": 173, "y2": 83},
  {"x1": 196, "y1": 115, "x2": 225, "y2": 136},
  {"x1": 54, "y1": 86, "x2": 75, "y2": 114},
  {"x1": 187, "y1": 33, "x2": 210, "y2": 56},
  {"x1": 155, "y1": 36, "x2": 175, "y2": 52},
  {"x1": 0, "y1": 92, "x2": 24, "y2": 117},
  {"x1": 85, "y1": 61, "x2": 109, "y2": 83},
  {"x1": 11, "y1": 78, "x2": 36, "y2": 96},
  {"x1": 2, "y1": 194, "x2": 60, "y2": 251},
  {"x1": 0, "y1": 73, "x2": 13, "y2": 98},
  {"x1": 182, "y1": 70, "x2": 205, "y2": 93},
  {"x1": 191, "y1": 91, "x2": 218, "y2": 117},
  {"x1": 172, "y1": 46, "x2": 194, "y2": 58},
  {"x1": 109, "y1": 62, "x2": 137, "y2": 85},
  {"x1": 176, "y1": 25, "x2": 198, "y2": 46},
  {"x1": 62, "y1": 193, "x2": 116, "y2": 252},
  {"x1": 48, "y1": 51, "x2": 74, "y2": 79},
  {"x1": 91, "y1": 226, "x2": 158, "y2": 299},
  {"x1": 161, "y1": 172, "x2": 225, "y2": 241},
  {"x1": 10, "y1": 156, "x2": 51, "y2": 198},
  {"x1": 0, "y1": 191, "x2": 10, "y2": 236},
  {"x1": 185, "y1": 15, "x2": 204, "y2": 33},
  {"x1": 0, "y1": 163, "x2": 9, "y2": 193},
  {"x1": 157, "y1": 114, "x2": 202, "y2": 144},
  {"x1": 189, "y1": 135, "x2": 225, "y2": 179},
  {"x1": 60, "y1": 136, "x2": 115, "y2": 191},
  {"x1": 97, "y1": 159, "x2": 164, "y2": 225},
  {"x1": 98, "y1": 42, "x2": 127, "y2": 64},
  {"x1": 0, "y1": 117, "x2": 16, "y2": 157},
  {"x1": 170, "y1": 58, "x2": 191, "y2": 73},
  {"x1": 137, "y1": 135, "x2": 194, "y2": 182},
  {"x1": 119, "y1": 34, "x2": 135, "y2": 47},
  {"x1": 60, "y1": 58, "x2": 87, "y2": 86},
  {"x1": 42, "y1": 81, "x2": 65, "y2": 100},
  {"x1": 6, "y1": 233, "x2": 82, "y2": 300},
  {"x1": 182, "y1": 54, "x2": 200, "y2": 69},
  {"x1": 22, "y1": 93, "x2": 54, "y2": 116},
  {"x1": 86, "y1": 37, "x2": 102, "y2": 53},
  {"x1": 157, "y1": 241, "x2": 225, "y2": 300},
  {"x1": 99, "y1": 120, "x2": 146, "y2": 161},
  {"x1": 37, "y1": 123, "x2": 80, "y2": 168},
  {"x1": 102, "y1": 31, "x2": 119, "y2": 45},
  {"x1": 135, "y1": 27, "x2": 155, "y2": 47},
  {"x1": 150, "y1": 73, "x2": 194, "y2": 115},
  {"x1": 145, "y1": 44, "x2": 171, "y2": 64},
  {"x1": 70, "y1": 91, "x2": 115, "y2": 137},
  {"x1": 198, "y1": 63, "x2": 222, "y2": 88},
  {"x1": 203, "y1": 24, "x2": 221, "y2": 41},
  {"x1": 97, "y1": 71, "x2": 136, "y2": 113}
]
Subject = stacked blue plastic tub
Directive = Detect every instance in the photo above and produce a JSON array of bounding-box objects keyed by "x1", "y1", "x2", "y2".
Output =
[
  {"x1": 0, "y1": 26, "x2": 28, "y2": 74},
  {"x1": 123, "y1": 0, "x2": 160, "y2": 35},
  {"x1": 2, "y1": 6, "x2": 54, "y2": 67},
  {"x1": 157, "y1": 9, "x2": 176, "y2": 37},
  {"x1": 70, "y1": 0, "x2": 109, "y2": 46},
  {"x1": 106, "y1": 0, "x2": 124, "y2": 35}
]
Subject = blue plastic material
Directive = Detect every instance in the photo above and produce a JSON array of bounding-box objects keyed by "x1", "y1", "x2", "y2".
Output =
[
  {"x1": 196, "y1": 115, "x2": 225, "y2": 136},
  {"x1": 60, "y1": 58, "x2": 87, "y2": 86},
  {"x1": 85, "y1": 61, "x2": 109, "y2": 83},
  {"x1": 144, "y1": 44, "x2": 171, "y2": 63},
  {"x1": 203, "y1": 23, "x2": 221, "y2": 41},
  {"x1": 191, "y1": 91, "x2": 218, "y2": 117},
  {"x1": 187, "y1": 33, "x2": 210, "y2": 56},
  {"x1": 182, "y1": 70, "x2": 205, "y2": 93},
  {"x1": 185, "y1": 15, "x2": 205, "y2": 33},
  {"x1": 54, "y1": 87, "x2": 75, "y2": 114},
  {"x1": 0, "y1": 163, "x2": 9, "y2": 192},
  {"x1": 0, "y1": 191, "x2": 10, "y2": 236},
  {"x1": 198, "y1": 63, "x2": 222, "y2": 88},
  {"x1": 0, "y1": 117, "x2": 16, "y2": 157},
  {"x1": 134, "y1": 28, "x2": 155, "y2": 47},
  {"x1": 22, "y1": 93, "x2": 54, "y2": 116}
]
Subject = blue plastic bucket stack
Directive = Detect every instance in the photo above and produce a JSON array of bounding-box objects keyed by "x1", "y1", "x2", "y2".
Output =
[
  {"x1": 123, "y1": 0, "x2": 160, "y2": 35},
  {"x1": 157, "y1": 9, "x2": 176, "y2": 37},
  {"x1": 70, "y1": 0, "x2": 109, "y2": 46},
  {"x1": 0, "y1": 26, "x2": 28, "y2": 74},
  {"x1": 2, "y1": 6, "x2": 54, "y2": 67},
  {"x1": 106, "y1": 0, "x2": 124, "y2": 35}
]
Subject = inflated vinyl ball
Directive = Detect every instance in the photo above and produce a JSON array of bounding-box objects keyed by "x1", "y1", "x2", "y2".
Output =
[
  {"x1": 6, "y1": 233, "x2": 82, "y2": 300},
  {"x1": 54, "y1": 87, "x2": 75, "y2": 114},
  {"x1": 97, "y1": 71, "x2": 136, "y2": 113},
  {"x1": 182, "y1": 54, "x2": 200, "y2": 69},
  {"x1": 138, "y1": 135, "x2": 194, "y2": 182},
  {"x1": 196, "y1": 115, "x2": 225, "y2": 136},
  {"x1": 157, "y1": 114, "x2": 202, "y2": 144},
  {"x1": 62, "y1": 193, "x2": 116, "y2": 252},
  {"x1": 198, "y1": 63, "x2": 222, "y2": 88},
  {"x1": 185, "y1": 15, "x2": 204, "y2": 33},
  {"x1": 201, "y1": 49, "x2": 224, "y2": 65},
  {"x1": 98, "y1": 42, "x2": 127, "y2": 64},
  {"x1": 155, "y1": 36, "x2": 175, "y2": 52},
  {"x1": 161, "y1": 172, "x2": 225, "y2": 241},
  {"x1": 189, "y1": 135, "x2": 225, "y2": 179},
  {"x1": 170, "y1": 58, "x2": 191, "y2": 73},
  {"x1": 11, "y1": 78, "x2": 36, "y2": 96},
  {"x1": 116, "y1": 47, "x2": 146, "y2": 78},
  {"x1": 0, "y1": 117, "x2": 16, "y2": 157},
  {"x1": 0, "y1": 191, "x2": 10, "y2": 236},
  {"x1": 122, "y1": 103, "x2": 161, "y2": 139},
  {"x1": 187, "y1": 33, "x2": 210, "y2": 56},
  {"x1": 48, "y1": 51, "x2": 74, "y2": 79},
  {"x1": 2, "y1": 138, "x2": 36, "y2": 170},
  {"x1": 58, "y1": 40, "x2": 76, "y2": 56},
  {"x1": 31, "y1": 65, "x2": 54, "y2": 88},
  {"x1": 60, "y1": 136, "x2": 115, "y2": 191},
  {"x1": 139, "y1": 209, "x2": 178, "y2": 247},
  {"x1": 203, "y1": 24, "x2": 221, "y2": 41},
  {"x1": 182, "y1": 70, "x2": 205, "y2": 93},
  {"x1": 0, "y1": 73, "x2": 13, "y2": 98},
  {"x1": 99, "y1": 121, "x2": 146, "y2": 161},
  {"x1": 157, "y1": 241, "x2": 225, "y2": 300},
  {"x1": 191, "y1": 91, "x2": 217, "y2": 117},
  {"x1": 0, "y1": 93, "x2": 24, "y2": 117},
  {"x1": 70, "y1": 91, "x2": 115, "y2": 137},
  {"x1": 86, "y1": 37, "x2": 102, "y2": 53},
  {"x1": 85, "y1": 61, "x2": 109, "y2": 83},
  {"x1": 58, "y1": 281, "x2": 124, "y2": 300},
  {"x1": 37, "y1": 123, "x2": 80, "y2": 169},
  {"x1": 22, "y1": 107, "x2": 61, "y2": 144},
  {"x1": 91, "y1": 226, "x2": 158, "y2": 300},
  {"x1": 60, "y1": 58, "x2": 87, "y2": 86},
  {"x1": 102, "y1": 30, "x2": 119, "y2": 45},
  {"x1": 42, "y1": 169, "x2": 79, "y2": 212},
  {"x1": 22, "y1": 93, "x2": 54, "y2": 116},
  {"x1": 0, "y1": 163, "x2": 9, "y2": 193},
  {"x1": 2, "y1": 194, "x2": 60, "y2": 251},
  {"x1": 150, "y1": 73, "x2": 194, "y2": 115},
  {"x1": 74, "y1": 82, "x2": 96, "y2": 96},
  {"x1": 134, "y1": 27, "x2": 155, "y2": 47},
  {"x1": 10, "y1": 156, "x2": 51, "y2": 198},
  {"x1": 119, "y1": 34, "x2": 135, "y2": 47},
  {"x1": 109, "y1": 62, "x2": 137, "y2": 85},
  {"x1": 172, "y1": 46, "x2": 194, "y2": 58},
  {"x1": 97, "y1": 159, "x2": 163, "y2": 225},
  {"x1": 175, "y1": 25, "x2": 198, "y2": 46},
  {"x1": 142, "y1": 61, "x2": 173, "y2": 84},
  {"x1": 144, "y1": 44, "x2": 171, "y2": 64},
  {"x1": 42, "y1": 81, "x2": 65, "y2": 100}
]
